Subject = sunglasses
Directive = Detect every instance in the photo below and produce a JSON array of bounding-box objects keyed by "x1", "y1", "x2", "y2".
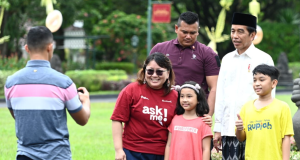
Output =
[{"x1": 146, "y1": 69, "x2": 167, "y2": 76}]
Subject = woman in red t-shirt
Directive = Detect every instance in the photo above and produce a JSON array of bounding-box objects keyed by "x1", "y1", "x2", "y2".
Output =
[{"x1": 111, "y1": 53, "x2": 211, "y2": 160}]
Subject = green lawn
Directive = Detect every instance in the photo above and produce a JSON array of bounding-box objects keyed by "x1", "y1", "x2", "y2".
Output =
[
  {"x1": 0, "y1": 103, "x2": 116, "y2": 160},
  {"x1": 0, "y1": 94, "x2": 298, "y2": 160}
]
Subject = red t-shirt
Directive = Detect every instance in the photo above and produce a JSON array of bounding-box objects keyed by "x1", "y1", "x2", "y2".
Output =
[
  {"x1": 168, "y1": 115, "x2": 213, "y2": 160},
  {"x1": 110, "y1": 82, "x2": 178, "y2": 155}
]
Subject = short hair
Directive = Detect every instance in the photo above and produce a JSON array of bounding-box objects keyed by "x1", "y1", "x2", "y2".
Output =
[
  {"x1": 136, "y1": 52, "x2": 175, "y2": 96},
  {"x1": 177, "y1": 11, "x2": 199, "y2": 27},
  {"x1": 252, "y1": 64, "x2": 280, "y2": 81},
  {"x1": 26, "y1": 26, "x2": 53, "y2": 51},
  {"x1": 176, "y1": 81, "x2": 209, "y2": 117},
  {"x1": 247, "y1": 26, "x2": 257, "y2": 35}
]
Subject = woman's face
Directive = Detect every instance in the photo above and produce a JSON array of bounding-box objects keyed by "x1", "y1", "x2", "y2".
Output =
[{"x1": 145, "y1": 60, "x2": 170, "y2": 90}]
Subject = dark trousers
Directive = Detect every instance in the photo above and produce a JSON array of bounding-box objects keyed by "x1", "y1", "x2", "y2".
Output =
[
  {"x1": 17, "y1": 155, "x2": 33, "y2": 160},
  {"x1": 222, "y1": 136, "x2": 245, "y2": 160},
  {"x1": 123, "y1": 148, "x2": 164, "y2": 160}
]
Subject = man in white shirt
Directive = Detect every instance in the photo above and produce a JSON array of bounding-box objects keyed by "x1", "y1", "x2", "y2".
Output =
[{"x1": 213, "y1": 13, "x2": 275, "y2": 160}]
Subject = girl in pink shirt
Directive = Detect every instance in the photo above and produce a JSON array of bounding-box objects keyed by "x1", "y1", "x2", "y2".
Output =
[{"x1": 165, "y1": 81, "x2": 213, "y2": 160}]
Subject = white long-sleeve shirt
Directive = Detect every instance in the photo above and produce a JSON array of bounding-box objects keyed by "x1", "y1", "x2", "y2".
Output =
[{"x1": 213, "y1": 44, "x2": 275, "y2": 136}]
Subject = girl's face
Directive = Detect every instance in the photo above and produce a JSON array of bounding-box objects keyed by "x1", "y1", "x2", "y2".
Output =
[
  {"x1": 180, "y1": 88, "x2": 198, "y2": 111},
  {"x1": 145, "y1": 60, "x2": 170, "y2": 90}
]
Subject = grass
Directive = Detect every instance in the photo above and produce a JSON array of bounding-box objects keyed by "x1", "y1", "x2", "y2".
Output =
[
  {"x1": 0, "y1": 103, "x2": 116, "y2": 160},
  {"x1": 89, "y1": 90, "x2": 120, "y2": 95},
  {"x1": 0, "y1": 94, "x2": 298, "y2": 160}
]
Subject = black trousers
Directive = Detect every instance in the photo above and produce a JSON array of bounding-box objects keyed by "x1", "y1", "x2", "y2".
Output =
[{"x1": 17, "y1": 155, "x2": 33, "y2": 160}]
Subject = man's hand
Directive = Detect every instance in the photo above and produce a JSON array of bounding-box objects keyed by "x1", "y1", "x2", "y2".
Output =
[
  {"x1": 202, "y1": 114, "x2": 212, "y2": 127},
  {"x1": 235, "y1": 114, "x2": 244, "y2": 131},
  {"x1": 115, "y1": 149, "x2": 126, "y2": 160},
  {"x1": 213, "y1": 132, "x2": 222, "y2": 152},
  {"x1": 78, "y1": 87, "x2": 90, "y2": 104}
]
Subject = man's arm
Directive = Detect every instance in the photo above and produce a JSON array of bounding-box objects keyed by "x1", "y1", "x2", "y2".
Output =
[
  {"x1": 206, "y1": 75, "x2": 218, "y2": 116},
  {"x1": 282, "y1": 135, "x2": 291, "y2": 160},
  {"x1": 70, "y1": 87, "x2": 91, "y2": 126},
  {"x1": 9, "y1": 110, "x2": 15, "y2": 119},
  {"x1": 213, "y1": 60, "x2": 226, "y2": 151}
]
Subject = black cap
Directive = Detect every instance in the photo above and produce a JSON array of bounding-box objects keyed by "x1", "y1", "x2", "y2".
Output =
[{"x1": 232, "y1": 13, "x2": 257, "y2": 28}]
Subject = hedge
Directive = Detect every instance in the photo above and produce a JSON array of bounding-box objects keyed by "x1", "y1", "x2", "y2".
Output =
[
  {"x1": 95, "y1": 62, "x2": 134, "y2": 74},
  {"x1": 0, "y1": 70, "x2": 17, "y2": 96},
  {"x1": 65, "y1": 69, "x2": 129, "y2": 91},
  {"x1": 289, "y1": 62, "x2": 300, "y2": 80}
]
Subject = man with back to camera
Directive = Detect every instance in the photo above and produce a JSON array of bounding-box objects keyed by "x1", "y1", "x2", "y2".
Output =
[
  {"x1": 4, "y1": 26, "x2": 91, "y2": 160},
  {"x1": 150, "y1": 11, "x2": 220, "y2": 116},
  {"x1": 213, "y1": 13, "x2": 275, "y2": 160}
]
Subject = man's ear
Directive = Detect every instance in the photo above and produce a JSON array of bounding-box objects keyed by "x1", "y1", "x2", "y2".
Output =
[
  {"x1": 25, "y1": 44, "x2": 30, "y2": 53},
  {"x1": 175, "y1": 24, "x2": 179, "y2": 33},
  {"x1": 272, "y1": 79, "x2": 278, "y2": 89},
  {"x1": 251, "y1": 32, "x2": 256, "y2": 41},
  {"x1": 47, "y1": 43, "x2": 53, "y2": 53}
]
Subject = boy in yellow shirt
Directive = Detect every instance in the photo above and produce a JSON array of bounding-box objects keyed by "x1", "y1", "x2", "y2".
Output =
[{"x1": 235, "y1": 64, "x2": 294, "y2": 160}]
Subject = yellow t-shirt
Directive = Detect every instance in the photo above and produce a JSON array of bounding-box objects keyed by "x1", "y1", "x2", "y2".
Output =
[{"x1": 240, "y1": 98, "x2": 294, "y2": 160}]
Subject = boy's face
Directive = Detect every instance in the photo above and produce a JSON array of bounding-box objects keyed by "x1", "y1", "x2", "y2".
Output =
[{"x1": 253, "y1": 73, "x2": 277, "y2": 96}]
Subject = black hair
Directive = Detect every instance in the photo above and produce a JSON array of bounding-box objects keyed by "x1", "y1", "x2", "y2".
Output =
[
  {"x1": 176, "y1": 81, "x2": 209, "y2": 117},
  {"x1": 177, "y1": 11, "x2": 199, "y2": 27},
  {"x1": 26, "y1": 26, "x2": 53, "y2": 52},
  {"x1": 136, "y1": 52, "x2": 175, "y2": 96},
  {"x1": 246, "y1": 26, "x2": 257, "y2": 35},
  {"x1": 252, "y1": 64, "x2": 280, "y2": 81}
]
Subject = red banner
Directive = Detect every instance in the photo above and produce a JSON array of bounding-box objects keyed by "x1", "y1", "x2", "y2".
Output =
[{"x1": 152, "y1": 3, "x2": 171, "y2": 23}]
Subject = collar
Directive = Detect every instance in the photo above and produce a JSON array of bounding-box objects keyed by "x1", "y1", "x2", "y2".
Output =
[
  {"x1": 26, "y1": 60, "x2": 51, "y2": 68},
  {"x1": 173, "y1": 38, "x2": 197, "y2": 50},
  {"x1": 234, "y1": 43, "x2": 255, "y2": 58}
]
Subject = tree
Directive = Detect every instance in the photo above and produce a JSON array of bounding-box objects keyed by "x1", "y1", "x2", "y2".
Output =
[
  {"x1": 92, "y1": 11, "x2": 168, "y2": 65},
  {"x1": 1, "y1": 0, "x2": 81, "y2": 60}
]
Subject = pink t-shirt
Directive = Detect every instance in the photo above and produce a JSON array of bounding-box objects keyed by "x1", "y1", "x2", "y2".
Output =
[
  {"x1": 111, "y1": 82, "x2": 178, "y2": 155},
  {"x1": 168, "y1": 115, "x2": 213, "y2": 160}
]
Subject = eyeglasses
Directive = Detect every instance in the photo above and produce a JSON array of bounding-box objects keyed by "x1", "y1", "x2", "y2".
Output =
[{"x1": 146, "y1": 69, "x2": 167, "y2": 76}]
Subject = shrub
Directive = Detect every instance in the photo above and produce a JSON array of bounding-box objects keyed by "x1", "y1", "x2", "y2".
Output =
[
  {"x1": 289, "y1": 62, "x2": 300, "y2": 80},
  {"x1": 95, "y1": 62, "x2": 134, "y2": 74},
  {"x1": 0, "y1": 70, "x2": 17, "y2": 96},
  {"x1": 62, "y1": 61, "x2": 85, "y2": 73},
  {"x1": 211, "y1": 150, "x2": 222, "y2": 160},
  {"x1": 101, "y1": 80, "x2": 131, "y2": 91},
  {"x1": 0, "y1": 55, "x2": 28, "y2": 71},
  {"x1": 291, "y1": 141, "x2": 300, "y2": 160},
  {"x1": 65, "y1": 69, "x2": 129, "y2": 91},
  {"x1": 290, "y1": 151, "x2": 300, "y2": 160}
]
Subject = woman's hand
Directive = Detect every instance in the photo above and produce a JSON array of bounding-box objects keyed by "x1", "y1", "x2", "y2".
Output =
[
  {"x1": 115, "y1": 149, "x2": 126, "y2": 160},
  {"x1": 202, "y1": 114, "x2": 212, "y2": 127}
]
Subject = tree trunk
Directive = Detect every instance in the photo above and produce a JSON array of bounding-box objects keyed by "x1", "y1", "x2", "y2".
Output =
[{"x1": 53, "y1": 27, "x2": 65, "y2": 61}]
